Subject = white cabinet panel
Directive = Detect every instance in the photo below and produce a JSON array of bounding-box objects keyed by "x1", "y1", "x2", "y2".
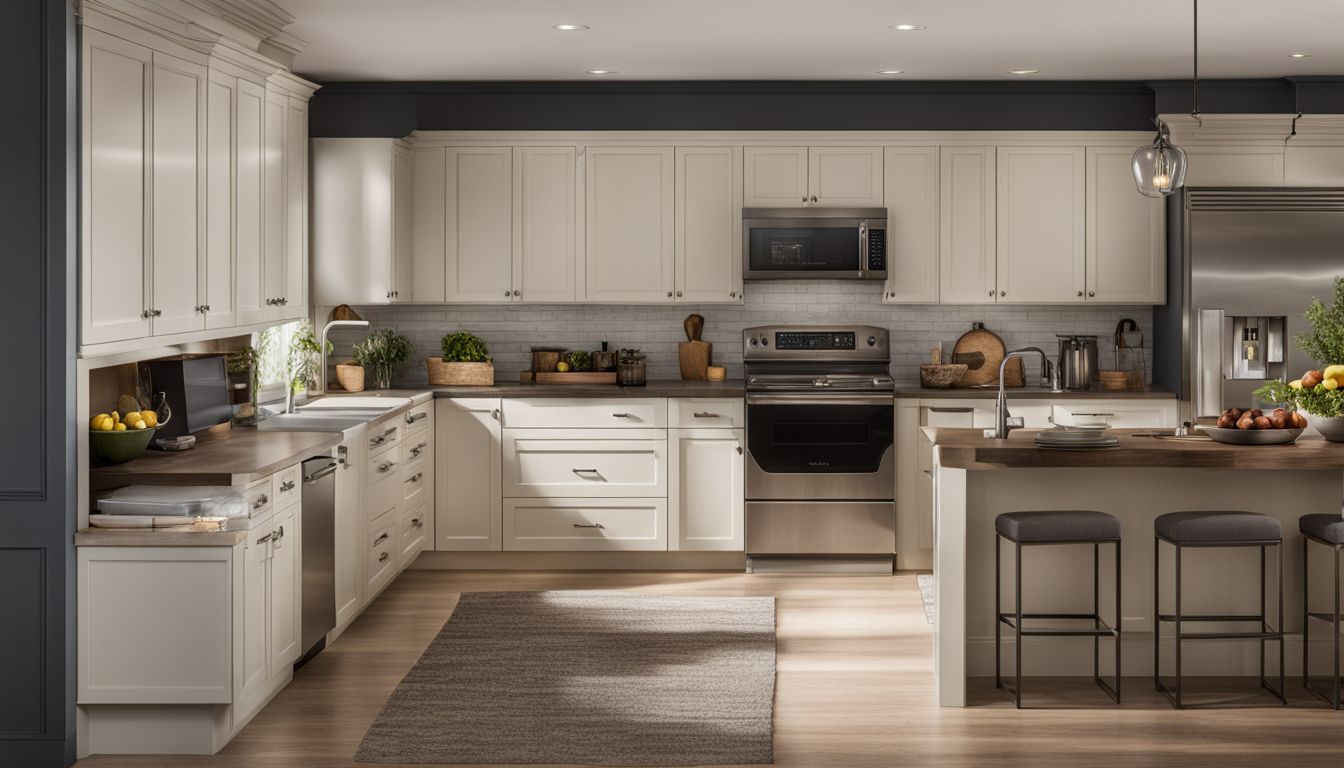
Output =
[
  {"x1": 334, "y1": 428, "x2": 366, "y2": 631},
  {"x1": 1183, "y1": 149, "x2": 1284, "y2": 187},
  {"x1": 668, "y1": 397, "x2": 744, "y2": 429},
  {"x1": 1086, "y1": 147, "x2": 1166, "y2": 304},
  {"x1": 149, "y1": 52, "x2": 206, "y2": 336},
  {"x1": 410, "y1": 146, "x2": 446, "y2": 302},
  {"x1": 584, "y1": 146, "x2": 675, "y2": 302},
  {"x1": 996, "y1": 146, "x2": 1085, "y2": 304},
  {"x1": 365, "y1": 518, "x2": 399, "y2": 600},
  {"x1": 743, "y1": 146, "x2": 808, "y2": 206},
  {"x1": 204, "y1": 70, "x2": 235, "y2": 329},
  {"x1": 283, "y1": 97, "x2": 308, "y2": 318},
  {"x1": 808, "y1": 146, "x2": 883, "y2": 206},
  {"x1": 669, "y1": 429, "x2": 744, "y2": 551},
  {"x1": 504, "y1": 498, "x2": 668, "y2": 551},
  {"x1": 239, "y1": 517, "x2": 270, "y2": 709},
  {"x1": 400, "y1": 502, "x2": 430, "y2": 566},
  {"x1": 391, "y1": 142, "x2": 413, "y2": 302},
  {"x1": 446, "y1": 146, "x2": 514, "y2": 302},
  {"x1": 1051, "y1": 400, "x2": 1178, "y2": 429},
  {"x1": 502, "y1": 398, "x2": 667, "y2": 429},
  {"x1": 234, "y1": 79, "x2": 268, "y2": 325},
  {"x1": 939, "y1": 147, "x2": 997, "y2": 304},
  {"x1": 513, "y1": 146, "x2": 579, "y2": 302},
  {"x1": 312, "y1": 138, "x2": 410, "y2": 305},
  {"x1": 260, "y1": 87, "x2": 286, "y2": 319},
  {"x1": 882, "y1": 147, "x2": 939, "y2": 304},
  {"x1": 268, "y1": 504, "x2": 300, "y2": 670},
  {"x1": 675, "y1": 146, "x2": 743, "y2": 303},
  {"x1": 81, "y1": 30, "x2": 152, "y2": 344},
  {"x1": 434, "y1": 399, "x2": 503, "y2": 551},
  {"x1": 502, "y1": 430, "x2": 668, "y2": 499}
]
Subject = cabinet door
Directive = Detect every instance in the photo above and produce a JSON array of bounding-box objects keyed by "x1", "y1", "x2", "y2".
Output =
[
  {"x1": 996, "y1": 146, "x2": 1085, "y2": 304},
  {"x1": 283, "y1": 97, "x2": 308, "y2": 319},
  {"x1": 311, "y1": 139, "x2": 395, "y2": 305},
  {"x1": 234, "y1": 79, "x2": 268, "y2": 325},
  {"x1": 445, "y1": 146, "x2": 514, "y2": 302},
  {"x1": 410, "y1": 147, "x2": 446, "y2": 302},
  {"x1": 513, "y1": 146, "x2": 578, "y2": 303},
  {"x1": 204, "y1": 69, "x2": 236, "y2": 329},
  {"x1": 268, "y1": 504, "x2": 301, "y2": 670},
  {"x1": 334, "y1": 431, "x2": 366, "y2": 631},
  {"x1": 669, "y1": 429, "x2": 744, "y2": 551},
  {"x1": 1086, "y1": 147, "x2": 1166, "y2": 304},
  {"x1": 239, "y1": 519, "x2": 271, "y2": 707},
  {"x1": 808, "y1": 146, "x2": 883, "y2": 206},
  {"x1": 938, "y1": 147, "x2": 997, "y2": 303},
  {"x1": 434, "y1": 399, "x2": 502, "y2": 551},
  {"x1": 81, "y1": 30, "x2": 152, "y2": 345},
  {"x1": 1051, "y1": 400, "x2": 1177, "y2": 429},
  {"x1": 882, "y1": 147, "x2": 939, "y2": 304},
  {"x1": 743, "y1": 146, "x2": 808, "y2": 206},
  {"x1": 584, "y1": 146, "x2": 675, "y2": 302},
  {"x1": 392, "y1": 142, "x2": 414, "y2": 301},
  {"x1": 149, "y1": 52, "x2": 206, "y2": 336},
  {"x1": 675, "y1": 146, "x2": 743, "y2": 304},
  {"x1": 260, "y1": 87, "x2": 286, "y2": 320}
]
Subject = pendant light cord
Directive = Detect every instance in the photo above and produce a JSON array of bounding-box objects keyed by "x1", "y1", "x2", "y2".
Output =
[{"x1": 1191, "y1": 0, "x2": 1200, "y2": 121}]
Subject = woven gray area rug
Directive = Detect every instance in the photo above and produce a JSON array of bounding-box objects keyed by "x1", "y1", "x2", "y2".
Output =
[{"x1": 355, "y1": 590, "x2": 777, "y2": 765}]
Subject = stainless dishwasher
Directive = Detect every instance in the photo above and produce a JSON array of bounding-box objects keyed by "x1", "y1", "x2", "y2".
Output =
[{"x1": 298, "y1": 455, "x2": 338, "y2": 666}]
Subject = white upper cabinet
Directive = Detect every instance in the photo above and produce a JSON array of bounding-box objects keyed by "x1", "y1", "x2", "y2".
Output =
[
  {"x1": 938, "y1": 146, "x2": 997, "y2": 303},
  {"x1": 283, "y1": 97, "x2": 309, "y2": 319},
  {"x1": 882, "y1": 147, "x2": 939, "y2": 304},
  {"x1": 391, "y1": 143, "x2": 414, "y2": 303},
  {"x1": 234, "y1": 79, "x2": 268, "y2": 326},
  {"x1": 149, "y1": 52, "x2": 207, "y2": 337},
  {"x1": 995, "y1": 146, "x2": 1086, "y2": 304},
  {"x1": 445, "y1": 147, "x2": 514, "y2": 302},
  {"x1": 675, "y1": 146, "x2": 743, "y2": 303},
  {"x1": 261, "y1": 87, "x2": 286, "y2": 320},
  {"x1": 312, "y1": 139, "x2": 408, "y2": 305},
  {"x1": 410, "y1": 146, "x2": 446, "y2": 302},
  {"x1": 1086, "y1": 147, "x2": 1166, "y2": 304},
  {"x1": 808, "y1": 147, "x2": 884, "y2": 206},
  {"x1": 513, "y1": 146, "x2": 579, "y2": 303},
  {"x1": 584, "y1": 146, "x2": 675, "y2": 302},
  {"x1": 204, "y1": 69, "x2": 236, "y2": 330},
  {"x1": 743, "y1": 146, "x2": 809, "y2": 206}
]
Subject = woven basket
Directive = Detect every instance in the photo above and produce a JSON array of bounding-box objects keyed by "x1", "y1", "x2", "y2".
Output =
[
  {"x1": 335, "y1": 363, "x2": 365, "y2": 392},
  {"x1": 426, "y1": 357, "x2": 494, "y2": 386}
]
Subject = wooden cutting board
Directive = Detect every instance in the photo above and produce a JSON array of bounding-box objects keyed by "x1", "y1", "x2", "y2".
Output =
[
  {"x1": 678, "y1": 340, "x2": 711, "y2": 381},
  {"x1": 951, "y1": 324, "x2": 1024, "y2": 387}
]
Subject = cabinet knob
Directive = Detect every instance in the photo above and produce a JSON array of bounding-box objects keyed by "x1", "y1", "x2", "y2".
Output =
[
  {"x1": 378, "y1": 551, "x2": 390, "y2": 562},
  {"x1": 666, "y1": 291, "x2": 673, "y2": 298},
  {"x1": 141, "y1": 309, "x2": 151, "y2": 319},
  {"x1": 988, "y1": 290, "x2": 994, "y2": 297},
  {"x1": 675, "y1": 290, "x2": 683, "y2": 297},
  {"x1": 150, "y1": 308, "x2": 162, "y2": 317},
  {"x1": 513, "y1": 290, "x2": 521, "y2": 297},
  {"x1": 1000, "y1": 291, "x2": 1006, "y2": 297},
  {"x1": 801, "y1": 197, "x2": 808, "y2": 203},
  {"x1": 729, "y1": 291, "x2": 736, "y2": 298},
  {"x1": 810, "y1": 195, "x2": 818, "y2": 203},
  {"x1": 1088, "y1": 290, "x2": 1096, "y2": 297},
  {"x1": 1077, "y1": 291, "x2": 1083, "y2": 297},
  {"x1": 505, "y1": 291, "x2": 511, "y2": 297}
]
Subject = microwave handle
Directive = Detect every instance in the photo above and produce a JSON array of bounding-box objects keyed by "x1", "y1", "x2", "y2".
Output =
[{"x1": 858, "y1": 222, "x2": 868, "y2": 275}]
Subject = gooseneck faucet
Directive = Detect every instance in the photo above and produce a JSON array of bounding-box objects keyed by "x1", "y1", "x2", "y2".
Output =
[
  {"x1": 319, "y1": 319, "x2": 370, "y2": 394},
  {"x1": 983, "y1": 347, "x2": 1062, "y2": 439}
]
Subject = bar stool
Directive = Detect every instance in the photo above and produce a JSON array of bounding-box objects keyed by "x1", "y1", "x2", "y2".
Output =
[
  {"x1": 1153, "y1": 511, "x2": 1285, "y2": 709},
  {"x1": 1301, "y1": 512, "x2": 1344, "y2": 708},
  {"x1": 994, "y1": 510, "x2": 1122, "y2": 708}
]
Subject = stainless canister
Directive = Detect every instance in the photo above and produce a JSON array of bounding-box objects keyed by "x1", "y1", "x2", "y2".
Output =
[
  {"x1": 617, "y1": 349, "x2": 647, "y2": 387},
  {"x1": 1056, "y1": 334, "x2": 1099, "y2": 390}
]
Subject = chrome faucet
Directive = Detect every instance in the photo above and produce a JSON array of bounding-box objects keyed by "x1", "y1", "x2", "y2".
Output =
[
  {"x1": 320, "y1": 319, "x2": 370, "y2": 394},
  {"x1": 983, "y1": 347, "x2": 1061, "y2": 439}
]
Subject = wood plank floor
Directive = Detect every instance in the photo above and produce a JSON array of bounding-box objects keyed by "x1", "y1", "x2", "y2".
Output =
[{"x1": 77, "y1": 570, "x2": 1344, "y2": 768}]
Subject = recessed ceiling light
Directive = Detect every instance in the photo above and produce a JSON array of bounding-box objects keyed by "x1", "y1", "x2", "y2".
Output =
[
  {"x1": 1007, "y1": 69, "x2": 1040, "y2": 75},
  {"x1": 585, "y1": 69, "x2": 618, "y2": 75},
  {"x1": 1288, "y1": 52, "x2": 1312, "y2": 58},
  {"x1": 552, "y1": 24, "x2": 589, "y2": 31},
  {"x1": 888, "y1": 24, "x2": 926, "y2": 31},
  {"x1": 876, "y1": 70, "x2": 905, "y2": 75}
]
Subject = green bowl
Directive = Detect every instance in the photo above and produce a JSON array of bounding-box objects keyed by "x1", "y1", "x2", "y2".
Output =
[{"x1": 89, "y1": 425, "x2": 160, "y2": 464}]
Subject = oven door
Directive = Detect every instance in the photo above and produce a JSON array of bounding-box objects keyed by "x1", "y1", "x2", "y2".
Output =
[
  {"x1": 742, "y1": 214, "x2": 884, "y2": 280},
  {"x1": 745, "y1": 393, "x2": 894, "y2": 500}
]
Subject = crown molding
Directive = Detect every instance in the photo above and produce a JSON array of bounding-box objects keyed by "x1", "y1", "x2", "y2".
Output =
[{"x1": 1160, "y1": 113, "x2": 1297, "y2": 146}]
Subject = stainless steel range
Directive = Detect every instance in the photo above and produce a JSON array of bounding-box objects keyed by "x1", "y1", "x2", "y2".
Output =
[{"x1": 743, "y1": 325, "x2": 896, "y2": 571}]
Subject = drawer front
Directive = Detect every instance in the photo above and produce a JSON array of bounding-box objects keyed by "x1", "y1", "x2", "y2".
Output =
[
  {"x1": 272, "y1": 464, "x2": 302, "y2": 509},
  {"x1": 245, "y1": 477, "x2": 272, "y2": 519},
  {"x1": 503, "y1": 430, "x2": 667, "y2": 498},
  {"x1": 367, "y1": 453, "x2": 401, "y2": 525},
  {"x1": 366, "y1": 521, "x2": 398, "y2": 595},
  {"x1": 401, "y1": 458, "x2": 429, "y2": 507},
  {"x1": 503, "y1": 498, "x2": 667, "y2": 551},
  {"x1": 668, "y1": 398, "x2": 744, "y2": 429},
  {"x1": 401, "y1": 402, "x2": 432, "y2": 435},
  {"x1": 1052, "y1": 401, "x2": 1178, "y2": 429},
  {"x1": 502, "y1": 398, "x2": 666, "y2": 429},
  {"x1": 400, "y1": 503, "x2": 429, "y2": 563},
  {"x1": 367, "y1": 422, "x2": 401, "y2": 457}
]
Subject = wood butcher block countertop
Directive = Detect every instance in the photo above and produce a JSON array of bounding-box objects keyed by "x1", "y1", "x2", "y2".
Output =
[
  {"x1": 930, "y1": 428, "x2": 1344, "y2": 470},
  {"x1": 89, "y1": 427, "x2": 340, "y2": 486}
]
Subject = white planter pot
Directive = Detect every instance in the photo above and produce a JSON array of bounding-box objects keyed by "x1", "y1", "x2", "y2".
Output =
[{"x1": 1307, "y1": 413, "x2": 1344, "y2": 442}]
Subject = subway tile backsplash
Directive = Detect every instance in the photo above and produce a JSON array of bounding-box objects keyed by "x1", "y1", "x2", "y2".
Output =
[{"x1": 326, "y1": 281, "x2": 1155, "y2": 386}]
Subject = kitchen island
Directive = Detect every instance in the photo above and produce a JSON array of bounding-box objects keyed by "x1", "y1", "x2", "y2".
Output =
[{"x1": 929, "y1": 428, "x2": 1344, "y2": 706}]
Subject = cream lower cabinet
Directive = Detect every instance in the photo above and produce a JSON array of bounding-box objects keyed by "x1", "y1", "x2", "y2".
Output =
[
  {"x1": 332, "y1": 424, "x2": 366, "y2": 635},
  {"x1": 668, "y1": 428, "x2": 745, "y2": 551},
  {"x1": 434, "y1": 398, "x2": 503, "y2": 551}
]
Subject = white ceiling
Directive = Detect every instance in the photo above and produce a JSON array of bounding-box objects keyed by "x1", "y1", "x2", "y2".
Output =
[{"x1": 282, "y1": 0, "x2": 1344, "y2": 82}]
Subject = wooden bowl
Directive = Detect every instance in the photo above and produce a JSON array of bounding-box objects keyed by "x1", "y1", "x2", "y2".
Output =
[
  {"x1": 1097, "y1": 370, "x2": 1128, "y2": 392},
  {"x1": 920, "y1": 363, "x2": 968, "y2": 389},
  {"x1": 706, "y1": 366, "x2": 727, "y2": 382}
]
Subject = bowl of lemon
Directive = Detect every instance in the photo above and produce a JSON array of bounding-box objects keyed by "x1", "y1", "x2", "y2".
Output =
[{"x1": 89, "y1": 395, "x2": 169, "y2": 464}]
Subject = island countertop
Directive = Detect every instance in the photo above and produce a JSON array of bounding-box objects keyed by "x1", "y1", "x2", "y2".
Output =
[
  {"x1": 90, "y1": 427, "x2": 340, "y2": 486},
  {"x1": 929, "y1": 428, "x2": 1344, "y2": 470}
]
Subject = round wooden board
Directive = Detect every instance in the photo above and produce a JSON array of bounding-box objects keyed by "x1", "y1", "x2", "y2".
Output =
[{"x1": 951, "y1": 326, "x2": 1024, "y2": 387}]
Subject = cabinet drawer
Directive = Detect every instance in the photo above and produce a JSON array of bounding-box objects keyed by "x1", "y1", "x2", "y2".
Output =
[
  {"x1": 367, "y1": 452, "x2": 401, "y2": 526},
  {"x1": 367, "y1": 422, "x2": 401, "y2": 456},
  {"x1": 401, "y1": 458, "x2": 429, "y2": 507},
  {"x1": 272, "y1": 464, "x2": 301, "y2": 509},
  {"x1": 669, "y1": 398, "x2": 743, "y2": 429},
  {"x1": 246, "y1": 477, "x2": 273, "y2": 519},
  {"x1": 503, "y1": 429, "x2": 667, "y2": 498},
  {"x1": 1052, "y1": 400, "x2": 1177, "y2": 429},
  {"x1": 401, "y1": 402, "x2": 432, "y2": 435},
  {"x1": 503, "y1": 498, "x2": 667, "y2": 551},
  {"x1": 400, "y1": 503, "x2": 429, "y2": 564},
  {"x1": 502, "y1": 398, "x2": 666, "y2": 429},
  {"x1": 366, "y1": 520, "x2": 398, "y2": 595}
]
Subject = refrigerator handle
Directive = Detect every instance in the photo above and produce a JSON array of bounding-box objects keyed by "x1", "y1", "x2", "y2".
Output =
[{"x1": 1195, "y1": 308, "x2": 1224, "y2": 418}]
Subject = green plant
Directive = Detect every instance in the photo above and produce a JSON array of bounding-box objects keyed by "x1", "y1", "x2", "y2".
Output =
[
  {"x1": 1255, "y1": 379, "x2": 1344, "y2": 418},
  {"x1": 1297, "y1": 277, "x2": 1344, "y2": 366},
  {"x1": 440, "y1": 331, "x2": 491, "y2": 363},
  {"x1": 1254, "y1": 277, "x2": 1344, "y2": 416},
  {"x1": 288, "y1": 320, "x2": 332, "y2": 394},
  {"x1": 565, "y1": 350, "x2": 591, "y2": 372},
  {"x1": 352, "y1": 329, "x2": 413, "y2": 388}
]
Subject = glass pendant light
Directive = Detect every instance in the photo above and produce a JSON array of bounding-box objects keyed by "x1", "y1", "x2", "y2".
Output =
[{"x1": 1133, "y1": 0, "x2": 1199, "y2": 197}]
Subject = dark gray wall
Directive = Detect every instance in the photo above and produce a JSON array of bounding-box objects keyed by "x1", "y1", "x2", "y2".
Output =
[{"x1": 0, "y1": 0, "x2": 76, "y2": 765}]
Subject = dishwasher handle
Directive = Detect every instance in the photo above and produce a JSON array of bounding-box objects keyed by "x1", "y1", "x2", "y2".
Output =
[{"x1": 304, "y1": 462, "x2": 339, "y2": 484}]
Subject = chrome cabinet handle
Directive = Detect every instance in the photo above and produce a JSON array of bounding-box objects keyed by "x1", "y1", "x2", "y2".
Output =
[
  {"x1": 373, "y1": 533, "x2": 389, "y2": 547},
  {"x1": 801, "y1": 196, "x2": 808, "y2": 203},
  {"x1": 256, "y1": 531, "x2": 274, "y2": 545},
  {"x1": 692, "y1": 412, "x2": 720, "y2": 418},
  {"x1": 504, "y1": 291, "x2": 511, "y2": 297},
  {"x1": 252, "y1": 494, "x2": 269, "y2": 508},
  {"x1": 409, "y1": 442, "x2": 427, "y2": 457},
  {"x1": 378, "y1": 551, "x2": 390, "y2": 562},
  {"x1": 572, "y1": 523, "x2": 605, "y2": 530},
  {"x1": 378, "y1": 461, "x2": 396, "y2": 473},
  {"x1": 928, "y1": 407, "x2": 974, "y2": 413},
  {"x1": 1077, "y1": 291, "x2": 1083, "y2": 297},
  {"x1": 411, "y1": 517, "x2": 423, "y2": 528},
  {"x1": 611, "y1": 413, "x2": 631, "y2": 418},
  {"x1": 666, "y1": 291, "x2": 673, "y2": 298},
  {"x1": 279, "y1": 480, "x2": 295, "y2": 492},
  {"x1": 149, "y1": 308, "x2": 162, "y2": 317},
  {"x1": 676, "y1": 290, "x2": 683, "y2": 297},
  {"x1": 370, "y1": 435, "x2": 385, "y2": 447},
  {"x1": 989, "y1": 290, "x2": 994, "y2": 297},
  {"x1": 491, "y1": 408, "x2": 501, "y2": 421},
  {"x1": 736, "y1": 445, "x2": 743, "y2": 455},
  {"x1": 572, "y1": 468, "x2": 605, "y2": 480},
  {"x1": 272, "y1": 525, "x2": 284, "y2": 548},
  {"x1": 405, "y1": 472, "x2": 423, "y2": 483},
  {"x1": 1000, "y1": 290, "x2": 1006, "y2": 297},
  {"x1": 1072, "y1": 412, "x2": 1116, "y2": 417},
  {"x1": 405, "y1": 411, "x2": 427, "y2": 424}
]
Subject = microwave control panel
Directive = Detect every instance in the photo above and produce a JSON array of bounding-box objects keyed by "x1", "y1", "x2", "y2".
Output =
[{"x1": 866, "y1": 228, "x2": 886, "y2": 272}]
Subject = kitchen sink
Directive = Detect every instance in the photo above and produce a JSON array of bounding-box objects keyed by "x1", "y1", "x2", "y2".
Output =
[
  {"x1": 299, "y1": 396, "x2": 412, "y2": 411},
  {"x1": 256, "y1": 412, "x2": 374, "y2": 432}
]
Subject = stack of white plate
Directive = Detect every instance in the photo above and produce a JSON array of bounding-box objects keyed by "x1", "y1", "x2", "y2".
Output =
[{"x1": 1033, "y1": 424, "x2": 1120, "y2": 449}]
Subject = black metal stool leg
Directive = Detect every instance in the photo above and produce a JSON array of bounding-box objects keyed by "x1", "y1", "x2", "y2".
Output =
[
  {"x1": 1093, "y1": 542, "x2": 1100, "y2": 685},
  {"x1": 1153, "y1": 536, "x2": 1161, "y2": 694},
  {"x1": 1260, "y1": 544, "x2": 1267, "y2": 688},
  {"x1": 1174, "y1": 542, "x2": 1183, "y2": 709},
  {"x1": 1278, "y1": 541, "x2": 1285, "y2": 704},
  {"x1": 1115, "y1": 539, "x2": 1122, "y2": 703},
  {"x1": 1304, "y1": 535, "x2": 1310, "y2": 698},
  {"x1": 1335, "y1": 543, "x2": 1341, "y2": 709},
  {"x1": 1015, "y1": 541, "x2": 1023, "y2": 709},
  {"x1": 995, "y1": 533, "x2": 1002, "y2": 691}
]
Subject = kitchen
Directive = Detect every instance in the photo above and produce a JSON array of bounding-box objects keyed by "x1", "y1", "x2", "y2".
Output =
[{"x1": 10, "y1": 0, "x2": 1344, "y2": 766}]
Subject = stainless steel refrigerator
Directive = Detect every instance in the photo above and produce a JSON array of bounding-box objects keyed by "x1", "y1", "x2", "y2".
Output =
[{"x1": 1155, "y1": 188, "x2": 1344, "y2": 417}]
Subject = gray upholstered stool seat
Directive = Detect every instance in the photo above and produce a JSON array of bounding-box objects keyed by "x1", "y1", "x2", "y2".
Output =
[
  {"x1": 995, "y1": 510, "x2": 1120, "y2": 543},
  {"x1": 1154, "y1": 511, "x2": 1281, "y2": 543},
  {"x1": 1300, "y1": 513, "x2": 1344, "y2": 545}
]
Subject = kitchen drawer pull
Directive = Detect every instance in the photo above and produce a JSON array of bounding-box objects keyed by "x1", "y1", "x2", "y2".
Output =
[
  {"x1": 572, "y1": 523, "x2": 606, "y2": 530},
  {"x1": 411, "y1": 517, "x2": 423, "y2": 527},
  {"x1": 492, "y1": 409, "x2": 501, "y2": 421},
  {"x1": 572, "y1": 468, "x2": 605, "y2": 480},
  {"x1": 378, "y1": 461, "x2": 396, "y2": 473},
  {"x1": 370, "y1": 435, "x2": 386, "y2": 447},
  {"x1": 405, "y1": 411, "x2": 427, "y2": 425},
  {"x1": 273, "y1": 525, "x2": 284, "y2": 547},
  {"x1": 373, "y1": 532, "x2": 389, "y2": 547},
  {"x1": 923, "y1": 469, "x2": 933, "y2": 476},
  {"x1": 256, "y1": 532, "x2": 274, "y2": 545},
  {"x1": 1072, "y1": 412, "x2": 1116, "y2": 417},
  {"x1": 378, "y1": 551, "x2": 390, "y2": 563},
  {"x1": 252, "y1": 494, "x2": 269, "y2": 508},
  {"x1": 927, "y1": 407, "x2": 974, "y2": 413},
  {"x1": 611, "y1": 412, "x2": 631, "y2": 418},
  {"x1": 692, "y1": 412, "x2": 721, "y2": 418},
  {"x1": 409, "y1": 441, "x2": 427, "y2": 457},
  {"x1": 405, "y1": 472, "x2": 423, "y2": 483},
  {"x1": 279, "y1": 480, "x2": 295, "y2": 492}
]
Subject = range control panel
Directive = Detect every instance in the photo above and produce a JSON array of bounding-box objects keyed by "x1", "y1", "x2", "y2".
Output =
[
  {"x1": 775, "y1": 332, "x2": 856, "y2": 351},
  {"x1": 743, "y1": 325, "x2": 888, "y2": 359}
]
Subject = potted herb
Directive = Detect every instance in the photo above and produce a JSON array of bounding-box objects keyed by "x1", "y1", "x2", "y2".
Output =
[
  {"x1": 1255, "y1": 277, "x2": 1344, "y2": 441},
  {"x1": 352, "y1": 329, "x2": 413, "y2": 389},
  {"x1": 288, "y1": 320, "x2": 332, "y2": 396},
  {"x1": 427, "y1": 331, "x2": 494, "y2": 386}
]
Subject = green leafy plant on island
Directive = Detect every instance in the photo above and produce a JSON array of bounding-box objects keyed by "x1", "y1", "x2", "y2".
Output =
[
  {"x1": 440, "y1": 331, "x2": 491, "y2": 363},
  {"x1": 352, "y1": 329, "x2": 414, "y2": 389},
  {"x1": 1254, "y1": 276, "x2": 1344, "y2": 418}
]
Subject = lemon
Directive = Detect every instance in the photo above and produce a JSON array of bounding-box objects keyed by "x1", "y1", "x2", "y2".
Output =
[
  {"x1": 1323, "y1": 378, "x2": 1340, "y2": 391},
  {"x1": 556, "y1": 361, "x2": 570, "y2": 372},
  {"x1": 140, "y1": 410, "x2": 158, "y2": 428},
  {"x1": 113, "y1": 422, "x2": 127, "y2": 432},
  {"x1": 1326, "y1": 364, "x2": 1344, "y2": 383},
  {"x1": 110, "y1": 411, "x2": 120, "y2": 424},
  {"x1": 1289, "y1": 379, "x2": 1303, "y2": 390},
  {"x1": 129, "y1": 419, "x2": 147, "y2": 430},
  {"x1": 90, "y1": 414, "x2": 109, "y2": 429}
]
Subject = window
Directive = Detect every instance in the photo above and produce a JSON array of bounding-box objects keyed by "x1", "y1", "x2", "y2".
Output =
[{"x1": 254, "y1": 321, "x2": 300, "y2": 405}]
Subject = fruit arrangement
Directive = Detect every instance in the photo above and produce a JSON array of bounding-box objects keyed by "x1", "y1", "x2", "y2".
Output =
[
  {"x1": 90, "y1": 394, "x2": 160, "y2": 432},
  {"x1": 1215, "y1": 406, "x2": 1307, "y2": 431},
  {"x1": 1289, "y1": 364, "x2": 1344, "y2": 393}
]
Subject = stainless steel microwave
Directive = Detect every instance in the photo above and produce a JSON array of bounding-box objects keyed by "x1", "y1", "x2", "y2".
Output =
[{"x1": 742, "y1": 207, "x2": 888, "y2": 280}]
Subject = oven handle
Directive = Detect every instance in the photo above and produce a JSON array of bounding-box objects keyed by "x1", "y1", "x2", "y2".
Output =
[{"x1": 746, "y1": 393, "x2": 894, "y2": 406}]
